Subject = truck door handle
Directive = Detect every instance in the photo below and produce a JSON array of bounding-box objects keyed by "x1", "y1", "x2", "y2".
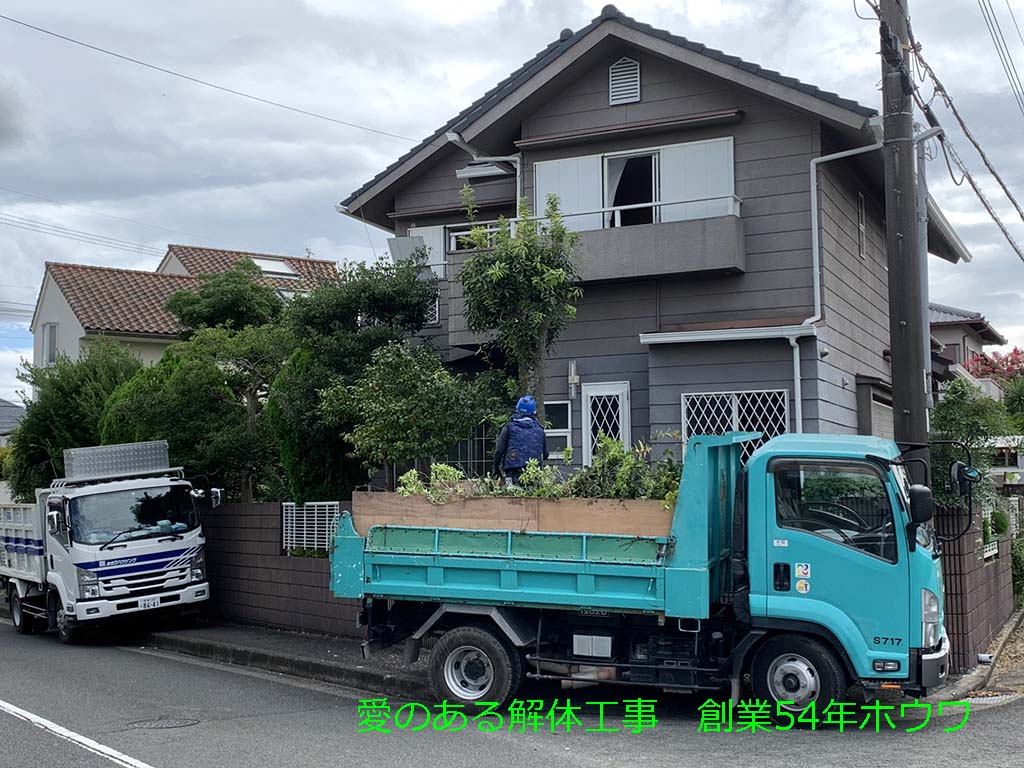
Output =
[{"x1": 773, "y1": 563, "x2": 790, "y2": 591}]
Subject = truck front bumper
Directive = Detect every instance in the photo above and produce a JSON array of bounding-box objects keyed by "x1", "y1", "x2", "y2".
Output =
[
  {"x1": 901, "y1": 634, "x2": 949, "y2": 697},
  {"x1": 919, "y1": 633, "x2": 950, "y2": 690},
  {"x1": 73, "y1": 582, "x2": 209, "y2": 622}
]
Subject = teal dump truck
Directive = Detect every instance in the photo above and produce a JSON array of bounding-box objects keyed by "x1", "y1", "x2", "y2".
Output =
[{"x1": 331, "y1": 432, "x2": 964, "y2": 712}]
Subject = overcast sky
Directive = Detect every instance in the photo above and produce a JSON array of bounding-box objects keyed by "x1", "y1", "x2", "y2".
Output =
[{"x1": 2, "y1": 0, "x2": 1024, "y2": 403}]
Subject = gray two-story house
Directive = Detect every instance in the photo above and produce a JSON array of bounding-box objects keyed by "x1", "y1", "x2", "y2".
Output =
[{"x1": 338, "y1": 6, "x2": 973, "y2": 468}]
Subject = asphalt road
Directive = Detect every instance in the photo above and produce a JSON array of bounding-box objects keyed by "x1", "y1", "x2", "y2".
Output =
[{"x1": 1, "y1": 625, "x2": 1022, "y2": 768}]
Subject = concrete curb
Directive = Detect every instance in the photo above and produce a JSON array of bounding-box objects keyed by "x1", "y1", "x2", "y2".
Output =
[
  {"x1": 141, "y1": 631, "x2": 432, "y2": 701},
  {"x1": 926, "y1": 605, "x2": 1024, "y2": 702}
]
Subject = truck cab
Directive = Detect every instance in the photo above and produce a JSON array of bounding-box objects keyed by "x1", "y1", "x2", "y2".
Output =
[
  {"x1": 742, "y1": 434, "x2": 948, "y2": 704},
  {"x1": 3, "y1": 441, "x2": 221, "y2": 643}
]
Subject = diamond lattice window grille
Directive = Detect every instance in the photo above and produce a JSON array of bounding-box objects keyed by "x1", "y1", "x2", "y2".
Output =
[
  {"x1": 683, "y1": 389, "x2": 789, "y2": 460},
  {"x1": 589, "y1": 393, "x2": 622, "y2": 450}
]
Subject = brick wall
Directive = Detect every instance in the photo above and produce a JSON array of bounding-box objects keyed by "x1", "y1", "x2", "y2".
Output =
[
  {"x1": 202, "y1": 502, "x2": 361, "y2": 637},
  {"x1": 936, "y1": 506, "x2": 1016, "y2": 673}
]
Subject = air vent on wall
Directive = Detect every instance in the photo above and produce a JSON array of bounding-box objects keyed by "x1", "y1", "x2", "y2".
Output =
[{"x1": 609, "y1": 57, "x2": 640, "y2": 105}]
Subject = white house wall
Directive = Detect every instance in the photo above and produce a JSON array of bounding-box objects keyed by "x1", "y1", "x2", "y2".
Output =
[{"x1": 32, "y1": 274, "x2": 85, "y2": 367}]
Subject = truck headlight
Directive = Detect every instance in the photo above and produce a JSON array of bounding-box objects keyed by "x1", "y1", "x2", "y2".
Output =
[
  {"x1": 190, "y1": 551, "x2": 206, "y2": 583},
  {"x1": 78, "y1": 568, "x2": 100, "y2": 600},
  {"x1": 922, "y1": 588, "x2": 940, "y2": 648}
]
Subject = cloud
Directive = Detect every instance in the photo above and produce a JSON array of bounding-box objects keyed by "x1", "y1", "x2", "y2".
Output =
[{"x1": 0, "y1": 0, "x2": 1023, "y2": 410}]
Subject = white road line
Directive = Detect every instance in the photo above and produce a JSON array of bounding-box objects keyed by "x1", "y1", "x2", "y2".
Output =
[{"x1": 0, "y1": 697, "x2": 156, "y2": 768}]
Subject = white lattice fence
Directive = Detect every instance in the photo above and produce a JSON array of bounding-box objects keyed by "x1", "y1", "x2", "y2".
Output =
[
  {"x1": 682, "y1": 389, "x2": 789, "y2": 460},
  {"x1": 282, "y1": 502, "x2": 341, "y2": 551}
]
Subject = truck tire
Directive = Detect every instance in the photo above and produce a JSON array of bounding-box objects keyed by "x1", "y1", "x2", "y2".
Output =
[
  {"x1": 428, "y1": 624, "x2": 523, "y2": 706},
  {"x1": 55, "y1": 606, "x2": 80, "y2": 645},
  {"x1": 8, "y1": 590, "x2": 35, "y2": 635},
  {"x1": 751, "y1": 635, "x2": 847, "y2": 721}
]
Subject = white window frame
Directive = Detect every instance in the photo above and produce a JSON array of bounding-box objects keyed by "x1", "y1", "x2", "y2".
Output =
[
  {"x1": 857, "y1": 192, "x2": 867, "y2": 259},
  {"x1": 533, "y1": 136, "x2": 737, "y2": 233},
  {"x1": 603, "y1": 150, "x2": 660, "y2": 227},
  {"x1": 42, "y1": 322, "x2": 58, "y2": 366},
  {"x1": 582, "y1": 381, "x2": 631, "y2": 466},
  {"x1": 543, "y1": 400, "x2": 572, "y2": 460}
]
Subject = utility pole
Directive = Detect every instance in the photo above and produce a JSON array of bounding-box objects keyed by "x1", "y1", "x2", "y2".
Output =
[{"x1": 880, "y1": 0, "x2": 930, "y2": 482}]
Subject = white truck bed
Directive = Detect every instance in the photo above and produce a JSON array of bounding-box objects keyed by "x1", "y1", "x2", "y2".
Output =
[{"x1": 0, "y1": 503, "x2": 45, "y2": 584}]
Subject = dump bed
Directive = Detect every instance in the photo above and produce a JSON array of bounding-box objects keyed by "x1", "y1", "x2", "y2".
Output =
[
  {"x1": 0, "y1": 502, "x2": 45, "y2": 584},
  {"x1": 331, "y1": 433, "x2": 752, "y2": 619}
]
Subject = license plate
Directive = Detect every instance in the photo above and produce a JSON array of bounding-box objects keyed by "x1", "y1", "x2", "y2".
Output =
[{"x1": 139, "y1": 596, "x2": 161, "y2": 611}]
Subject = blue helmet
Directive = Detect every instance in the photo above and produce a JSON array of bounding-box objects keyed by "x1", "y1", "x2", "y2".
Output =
[{"x1": 515, "y1": 394, "x2": 537, "y2": 415}]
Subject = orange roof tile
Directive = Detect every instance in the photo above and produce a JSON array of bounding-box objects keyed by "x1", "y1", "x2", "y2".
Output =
[
  {"x1": 46, "y1": 263, "x2": 197, "y2": 337},
  {"x1": 166, "y1": 244, "x2": 337, "y2": 290}
]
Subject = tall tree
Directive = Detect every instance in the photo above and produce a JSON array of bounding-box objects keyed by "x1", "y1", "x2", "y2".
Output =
[
  {"x1": 98, "y1": 350, "x2": 251, "y2": 498},
  {"x1": 322, "y1": 341, "x2": 498, "y2": 486},
  {"x1": 6, "y1": 339, "x2": 142, "y2": 500},
  {"x1": 183, "y1": 324, "x2": 293, "y2": 501},
  {"x1": 166, "y1": 258, "x2": 284, "y2": 333},
  {"x1": 458, "y1": 188, "x2": 581, "y2": 420},
  {"x1": 267, "y1": 256, "x2": 438, "y2": 502}
]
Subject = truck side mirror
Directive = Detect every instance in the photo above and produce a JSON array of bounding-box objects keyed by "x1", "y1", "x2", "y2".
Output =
[
  {"x1": 908, "y1": 484, "x2": 935, "y2": 524},
  {"x1": 46, "y1": 497, "x2": 66, "y2": 534},
  {"x1": 950, "y1": 461, "x2": 981, "y2": 498},
  {"x1": 210, "y1": 488, "x2": 223, "y2": 509}
]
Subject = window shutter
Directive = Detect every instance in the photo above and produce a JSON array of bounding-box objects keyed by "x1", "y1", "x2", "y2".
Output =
[
  {"x1": 609, "y1": 57, "x2": 640, "y2": 105},
  {"x1": 659, "y1": 137, "x2": 734, "y2": 222},
  {"x1": 533, "y1": 155, "x2": 603, "y2": 232},
  {"x1": 407, "y1": 225, "x2": 446, "y2": 277}
]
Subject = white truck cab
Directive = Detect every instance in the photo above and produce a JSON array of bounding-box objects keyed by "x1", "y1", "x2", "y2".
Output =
[{"x1": 1, "y1": 441, "x2": 221, "y2": 643}]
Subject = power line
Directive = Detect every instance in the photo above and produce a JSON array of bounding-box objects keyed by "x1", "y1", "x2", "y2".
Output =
[
  {"x1": 887, "y1": 0, "x2": 1024, "y2": 260},
  {"x1": 0, "y1": 217, "x2": 165, "y2": 258},
  {"x1": 1007, "y1": 0, "x2": 1024, "y2": 48},
  {"x1": 0, "y1": 212, "x2": 165, "y2": 255},
  {"x1": 0, "y1": 13, "x2": 420, "y2": 143},
  {"x1": 0, "y1": 184, "x2": 226, "y2": 243},
  {"x1": 977, "y1": 0, "x2": 1024, "y2": 120}
]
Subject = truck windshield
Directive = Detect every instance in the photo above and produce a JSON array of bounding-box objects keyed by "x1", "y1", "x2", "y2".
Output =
[
  {"x1": 69, "y1": 485, "x2": 199, "y2": 546},
  {"x1": 893, "y1": 464, "x2": 936, "y2": 550}
]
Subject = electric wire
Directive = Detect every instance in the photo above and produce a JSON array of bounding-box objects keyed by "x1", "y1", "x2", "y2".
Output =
[
  {"x1": 0, "y1": 13, "x2": 420, "y2": 143},
  {"x1": 977, "y1": 0, "x2": 1024, "y2": 120},
  {"x1": 0, "y1": 184, "x2": 226, "y2": 244}
]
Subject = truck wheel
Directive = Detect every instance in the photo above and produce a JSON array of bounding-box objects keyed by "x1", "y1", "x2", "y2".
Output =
[
  {"x1": 751, "y1": 635, "x2": 847, "y2": 719},
  {"x1": 9, "y1": 590, "x2": 35, "y2": 635},
  {"x1": 55, "y1": 607, "x2": 80, "y2": 645},
  {"x1": 429, "y1": 624, "x2": 522, "y2": 706}
]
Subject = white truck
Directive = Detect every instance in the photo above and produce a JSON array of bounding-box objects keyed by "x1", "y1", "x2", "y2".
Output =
[{"x1": 1, "y1": 441, "x2": 220, "y2": 643}]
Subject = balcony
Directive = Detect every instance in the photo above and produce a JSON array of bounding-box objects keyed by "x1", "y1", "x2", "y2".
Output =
[{"x1": 441, "y1": 198, "x2": 744, "y2": 347}]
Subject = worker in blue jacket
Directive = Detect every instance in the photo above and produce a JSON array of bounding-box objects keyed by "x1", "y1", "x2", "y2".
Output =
[{"x1": 491, "y1": 395, "x2": 547, "y2": 485}]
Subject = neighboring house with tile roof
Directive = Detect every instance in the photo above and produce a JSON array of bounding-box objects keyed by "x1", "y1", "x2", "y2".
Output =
[
  {"x1": 30, "y1": 246, "x2": 337, "y2": 368},
  {"x1": 339, "y1": 5, "x2": 975, "y2": 463},
  {"x1": 928, "y1": 302, "x2": 1007, "y2": 402},
  {"x1": 928, "y1": 302, "x2": 1007, "y2": 365},
  {"x1": 0, "y1": 397, "x2": 24, "y2": 448}
]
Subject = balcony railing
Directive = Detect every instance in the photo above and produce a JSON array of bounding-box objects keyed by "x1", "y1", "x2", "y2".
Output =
[{"x1": 443, "y1": 194, "x2": 743, "y2": 255}]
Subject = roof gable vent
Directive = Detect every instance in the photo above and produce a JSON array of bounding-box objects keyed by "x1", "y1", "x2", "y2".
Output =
[{"x1": 609, "y1": 57, "x2": 640, "y2": 105}]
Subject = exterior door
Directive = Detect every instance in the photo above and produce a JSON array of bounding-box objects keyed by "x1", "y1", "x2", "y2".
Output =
[
  {"x1": 582, "y1": 382, "x2": 630, "y2": 465},
  {"x1": 764, "y1": 457, "x2": 911, "y2": 674}
]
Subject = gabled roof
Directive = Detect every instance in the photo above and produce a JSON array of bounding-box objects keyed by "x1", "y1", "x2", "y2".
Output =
[
  {"x1": 163, "y1": 244, "x2": 337, "y2": 290},
  {"x1": 929, "y1": 302, "x2": 1007, "y2": 345},
  {"x1": 0, "y1": 397, "x2": 24, "y2": 435},
  {"x1": 340, "y1": 4, "x2": 876, "y2": 224},
  {"x1": 46, "y1": 263, "x2": 197, "y2": 338}
]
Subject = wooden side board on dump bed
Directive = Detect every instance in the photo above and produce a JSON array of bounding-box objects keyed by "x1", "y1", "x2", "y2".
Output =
[{"x1": 349, "y1": 492, "x2": 672, "y2": 538}]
